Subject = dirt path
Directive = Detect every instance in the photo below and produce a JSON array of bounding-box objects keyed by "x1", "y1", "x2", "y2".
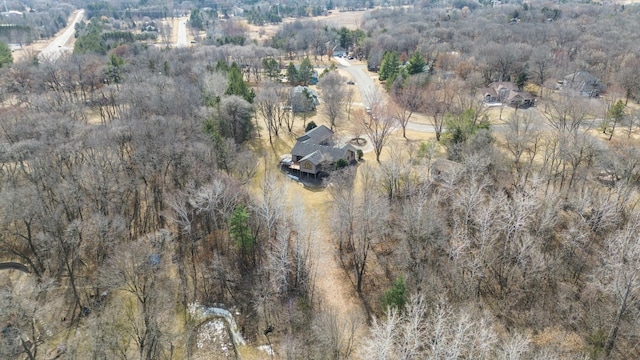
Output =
[{"x1": 292, "y1": 186, "x2": 365, "y2": 317}]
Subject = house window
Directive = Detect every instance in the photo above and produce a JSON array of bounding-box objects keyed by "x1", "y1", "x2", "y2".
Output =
[{"x1": 301, "y1": 161, "x2": 313, "y2": 171}]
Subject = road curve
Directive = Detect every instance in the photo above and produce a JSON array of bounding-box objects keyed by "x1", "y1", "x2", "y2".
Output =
[
  {"x1": 336, "y1": 57, "x2": 438, "y2": 134},
  {"x1": 39, "y1": 9, "x2": 85, "y2": 60}
]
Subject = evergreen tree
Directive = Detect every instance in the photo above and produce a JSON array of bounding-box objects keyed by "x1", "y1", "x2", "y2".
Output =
[
  {"x1": 407, "y1": 51, "x2": 426, "y2": 75},
  {"x1": 379, "y1": 51, "x2": 400, "y2": 83},
  {"x1": 297, "y1": 57, "x2": 315, "y2": 85},
  {"x1": 305, "y1": 121, "x2": 318, "y2": 132},
  {"x1": 516, "y1": 66, "x2": 528, "y2": 90},
  {"x1": 337, "y1": 27, "x2": 351, "y2": 49},
  {"x1": 104, "y1": 54, "x2": 125, "y2": 84},
  {"x1": 73, "y1": 19, "x2": 107, "y2": 55},
  {"x1": 0, "y1": 41, "x2": 12, "y2": 69},
  {"x1": 189, "y1": 9, "x2": 203, "y2": 29},
  {"x1": 381, "y1": 277, "x2": 407, "y2": 311},
  {"x1": 287, "y1": 62, "x2": 298, "y2": 85},
  {"x1": 226, "y1": 62, "x2": 255, "y2": 103},
  {"x1": 262, "y1": 58, "x2": 280, "y2": 81},
  {"x1": 230, "y1": 206, "x2": 254, "y2": 261}
]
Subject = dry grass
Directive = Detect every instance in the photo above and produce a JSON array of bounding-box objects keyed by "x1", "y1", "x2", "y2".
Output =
[{"x1": 244, "y1": 9, "x2": 365, "y2": 45}]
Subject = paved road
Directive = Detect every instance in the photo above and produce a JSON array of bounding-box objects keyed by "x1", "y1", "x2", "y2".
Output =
[
  {"x1": 176, "y1": 18, "x2": 188, "y2": 47},
  {"x1": 39, "y1": 9, "x2": 85, "y2": 60},
  {"x1": 336, "y1": 57, "x2": 440, "y2": 133}
]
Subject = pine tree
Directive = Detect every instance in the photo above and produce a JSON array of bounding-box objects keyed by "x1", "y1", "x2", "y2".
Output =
[
  {"x1": 379, "y1": 51, "x2": 400, "y2": 83},
  {"x1": 407, "y1": 51, "x2": 426, "y2": 75},
  {"x1": 297, "y1": 57, "x2": 315, "y2": 85},
  {"x1": 287, "y1": 62, "x2": 298, "y2": 85},
  {"x1": 230, "y1": 206, "x2": 253, "y2": 260},
  {"x1": 226, "y1": 62, "x2": 255, "y2": 103},
  {"x1": 0, "y1": 41, "x2": 13, "y2": 69},
  {"x1": 262, "y1": 58, "x2": 280, "y2": 80},
  {"x1": 516, "y1": 66, "x2": 528, "y2": 90}
]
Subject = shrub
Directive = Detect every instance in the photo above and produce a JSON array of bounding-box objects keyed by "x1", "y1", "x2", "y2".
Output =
[
  {"x1": 305, "y1": 121, "x2": 317, "y2": 132},
  {"x1": 335, "y1": 158, "x2": 348, "y2": 169},
  {"x1": 381, "y1": 277, "x2": 407, "y2": 311}
]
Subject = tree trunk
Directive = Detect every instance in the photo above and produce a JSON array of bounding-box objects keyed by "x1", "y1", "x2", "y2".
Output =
[{"x1": 605, "y1": 285, "x2": 631, "y2": 357}]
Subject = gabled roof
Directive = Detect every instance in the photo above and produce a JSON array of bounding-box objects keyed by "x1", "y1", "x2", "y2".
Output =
[
  {"x1": 300, "y1": 150, "x2": 325, "y2": 165},
  {"x1": 292, "y1": 85, "x2": 318, "y2": 96},
  {"x1": 291, "y1": 125, "x2": 356, "y2": 166},
  {"x1": 491, "y1": 82, "x2": 519, "y2": 92},
  {"x1": 296, "y1": 124, "x2": 332, "y2": 143},
  {"x1": 563, "y1": 71, "x2": 605, "y2": 94}
]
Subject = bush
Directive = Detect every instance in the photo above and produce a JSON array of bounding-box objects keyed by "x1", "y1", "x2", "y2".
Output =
[
  {"x1": 305, "y1": 121, "x2": 317, "y2": 132},
  {"x1": 381, "y1": 277, "x2": 407, "y2": 311},
  {"x1": 335, "y1": 158, "x2": 348, "y2": 169}
]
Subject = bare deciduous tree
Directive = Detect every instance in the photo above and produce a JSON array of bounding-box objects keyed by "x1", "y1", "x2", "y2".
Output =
[
  {"x1": 318, "y1": 72, "x2": 349, "y2": 131},
  {"x1": 100, "y1": 231, "x2": 175, "y2": 360},
  {"x1": 392, "y1": 78, "x2": 425, "y2": 138},
  {"x1": 312, "y1": 306, "x2": 362, "y2": 360},
  {"x1": 542, "y1": 94, "x2": 592, "y2": 134},
  {"x1": 256, "y1": 81, "x2": 289, "y2": 145},
  {"x1": 599, "y1": 217, "x2": 640, "y2": 357},
  {"x1": 359, "y1": 91, "x2": 397, "y2": 162},
  {"x1": 503, "y1": 110, "x2": 543, "y2": 187}
]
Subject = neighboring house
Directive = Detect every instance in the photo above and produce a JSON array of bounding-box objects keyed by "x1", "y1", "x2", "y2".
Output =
[
  {"x1": 481, "y1": 82, "x2": 535, "y2": 108},
  {"x1": 559, "y1": 71, "x2": 605, "y2": 97},
  {"x1": 291, "y1": 86, "x2": 319, "y2": 113},
  {"x1": 285, "y1": 125, "x2": 357, "y2": 178},
  {"x1": 332, "y1": 46, "x2": 347, "y2": 58},
  {"x1": 231, "y1": 6, "x2": 245, "y2": 17}
]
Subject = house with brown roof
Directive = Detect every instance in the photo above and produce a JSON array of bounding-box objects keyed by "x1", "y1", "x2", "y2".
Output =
[
  {"x1": 481, "y1": 82, "x2": 534, "y2": 108},
  {"x1": 283, "y1": 125, "x2": 357, "y2": 178}
]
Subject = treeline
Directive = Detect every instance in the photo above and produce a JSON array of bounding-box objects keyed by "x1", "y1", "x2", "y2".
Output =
[
  {"x1": 74, "y1": 19, "x2": 157, "y2": 55},
  {"x1": 0, "y1": 2, "x2": 73, "y2": 44}
]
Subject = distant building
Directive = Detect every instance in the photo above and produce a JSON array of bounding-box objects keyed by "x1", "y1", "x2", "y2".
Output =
[
  {"x1": 559, "y1": 71, "x2": 605, "y2": 97},
  {"x1": 481, "y1": 82, "x2": 535, "y2": 108},
  {"x1": 291, "y1": 86, "x2": 319, "y2": 113},
  {"x1": 332, "y1": 46, "x2": 347, "y2": 58}
]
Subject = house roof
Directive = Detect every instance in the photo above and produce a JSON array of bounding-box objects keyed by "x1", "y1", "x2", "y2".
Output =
[
  {"x1": 292, "y1": 85, "x2": 318, "y2": 96},
  {"x1": 296, "y1": 124, "x2": 332, "y2": 143},
  {"x1": 291, "y1": 124, "x2": 356, "y2": 166},
  {"x1": 564, "y1": 71, "x2": 605, "y2": 93},
  {"x1": 491, "y1": 82, "x2": 519, "y2": 92},
  {"x1": 301, "y1": 145, "x2": 355, "y2": 164},
  {"x1": 291, "y1": 86, "x2": 320, "y2": 106},
  {"x1": 300, "y1": 150, "x2": 325, "y2": 165},
  {"x1": 482, "y1": 82, "x2": 533, "y2": 103}
]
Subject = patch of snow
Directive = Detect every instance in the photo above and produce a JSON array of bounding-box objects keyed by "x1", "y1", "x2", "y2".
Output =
[{"x1": 257, "y1": 345, "x2": 275, "y2": 355}]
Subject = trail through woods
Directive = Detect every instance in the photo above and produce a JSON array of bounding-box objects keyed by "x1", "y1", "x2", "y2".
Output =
[{"x1": 287, "y1": 181, "x2": 368, "y2": 337}]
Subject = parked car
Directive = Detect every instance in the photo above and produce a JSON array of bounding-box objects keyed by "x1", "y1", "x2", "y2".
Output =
[{"x1": 347, "y1": 80, "x2": 355, "y2": 85}]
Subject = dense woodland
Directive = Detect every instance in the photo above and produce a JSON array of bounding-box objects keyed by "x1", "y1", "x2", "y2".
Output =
[{"x1": 2, "y1": 0, "x2": 640, "y2": 359}]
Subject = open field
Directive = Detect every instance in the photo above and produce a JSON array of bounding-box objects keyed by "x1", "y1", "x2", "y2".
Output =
[{"x1": 245, "y1": 9, "x2": 366, "y2": 45}]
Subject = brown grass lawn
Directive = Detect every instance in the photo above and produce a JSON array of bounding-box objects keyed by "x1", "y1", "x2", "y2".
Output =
[{"x1": 244, "y1": 9, "x2": 366, "y2": 46}]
